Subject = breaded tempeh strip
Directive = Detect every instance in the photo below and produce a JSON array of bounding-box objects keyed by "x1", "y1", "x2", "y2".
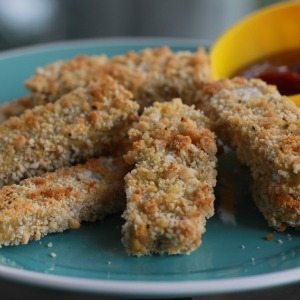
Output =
[
  {"x1": 197, "y1": 78, "x2": 300, "y2": 230},
  {"x1": 27, "y1": 55, "x2": 109, "y2": 103},
  {"x1": 0, "y1": 47, "x2": 210, "y2": 120},
  {"x1": 0, "y1": 56, "x2": 109, "y2": 122},
  {"x1": 105, "y1": 47, "x2": 212, "y2": 108},
  {"x1": 1, "y1": 48, "x2": 210, "y2": 122},
  {"x1": 0, "y1": 157, "x2": 128, "y2": 246},
  {"x1": 122, "y1": 99, "x2": 217, "y2": 255},
  {"x1": 0, "y1": 76, "x2": 139, "y2": 187}
]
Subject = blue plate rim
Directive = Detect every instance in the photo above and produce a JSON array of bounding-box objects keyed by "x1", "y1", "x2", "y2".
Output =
[
  {"x1": 1, "y1": 263, "x2": 300, "y2": 298},
  {"x1": 0, "y1": 36, "x2": 211, "y2": 60},
  {"x1": 0, "y1": 37, "x2": 299, "y2": 298}
]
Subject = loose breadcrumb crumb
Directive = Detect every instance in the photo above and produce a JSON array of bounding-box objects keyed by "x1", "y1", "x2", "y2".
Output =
[
  {"x1": 49, "y1": 252, "x2": 56, "y2": 258},
  {"x1": 265, "y1": 233, "x2": 274, "y2": 241}
]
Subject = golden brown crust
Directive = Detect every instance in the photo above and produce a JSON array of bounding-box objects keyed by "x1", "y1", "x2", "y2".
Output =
[
  {"x1": 197, "y1": 78, "x2": 300, "y2": 230},
  {"x1": 0, "y1": 157, "x2": 128, "y2": 246},
  {"x1": 1, "y1": 48, "x2": 210, "y2": 122},
  {"x1": 0, "y1": 56, "x2": 109, "y2": 122},
  {"x1": 0, "y1": 97, "x2": 34, "y2": 122},
  {"x1": 0, "y1": 48, "x2": 212, "y2": 123},
  {"x1": 122, "y1": 99, "x2": 217, "y2": 255},
  {"x1": 252, "y1": 181, "x2": 300, "y2": 231},
  {"x1": 0, "y1": 76, "x2": 139, "y2": 187},
  {"x1": 25, "y1": 55, "x2": 109, "y2": 101},
  {"x1": 105, "y1": 47, "x2": 212, "y2": 108}
]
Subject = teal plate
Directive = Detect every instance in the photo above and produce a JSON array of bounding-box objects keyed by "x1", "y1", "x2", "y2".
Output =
[{"x1": 0, "y1": 38, "x2": 300, "y2": 298}]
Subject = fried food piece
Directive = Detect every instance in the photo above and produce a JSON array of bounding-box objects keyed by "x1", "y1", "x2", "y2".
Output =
[
  {"x1": 122, "y1": 99, "x2": 217, "y2": 255},
  {"x1": 0, "y1": 76, "x2": 139, "y2": 187},
  {"x1": 105, "y1": 47, "x2": 212, "y2": 108},
  {"x1": 0, "y1": 56, "x2": 109, "y2": 122},
  {"x1": 197, "y1": 77, "x2": 300, "y2": 230},
  {"x1": 0, "y1": 157, "x2": 128, "y2": 246},
  {"x1": 1, "y1": 48, "x2": 210, "y2": 122},
  {"x1": 251, "y1": 180, "x2": 299, "y2": 232},
  {"x1": 14, "y1": 47, "x2": 210, "y2": 115},
  {"x1": 26, "y1": 55, "x2": 109, "y2": 103}
]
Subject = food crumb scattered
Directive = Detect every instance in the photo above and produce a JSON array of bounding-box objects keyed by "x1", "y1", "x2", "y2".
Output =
[
  {"x1": 47, "y1": 242, "x2": 53, "y2": 248},
  {"x1": 277, "y1": 239, "x2": 283, "y2": 244},
  {"x1": 240, "y1": 244, "x2": 246, "y2": 249},
  {"x1": 256, "y1": 246, "x2": 260, "y2": 249},
  {"x1": 107, "y1": 261, "x2": 112, "y2": 265},
  {"x1": 265, "y1": 233, "x2": 273, "y2": 241},
  {"x1": 280, "y1": 253, "x2": 287, "y2": 261},
  {"x1": 49, "y1": 252, "x2": 57, "y2": 258},
  {"x1": 251, "y1": 257, "x2": 255, "y2": 264},
  {"x1": 287, "y1": 234, "x2": 293, "y2": 241}
]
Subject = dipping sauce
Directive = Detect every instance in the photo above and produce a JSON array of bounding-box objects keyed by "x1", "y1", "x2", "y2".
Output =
[{"x1": 236, "y1": 49, "x2": 300, "y2": 95}]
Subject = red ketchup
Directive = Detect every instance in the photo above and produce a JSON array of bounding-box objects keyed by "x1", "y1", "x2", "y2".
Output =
[{"x1": 236, "y1": 49, "x2": 300, "y2": 96}]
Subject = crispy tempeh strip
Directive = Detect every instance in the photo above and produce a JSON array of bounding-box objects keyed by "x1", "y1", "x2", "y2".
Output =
[
  {"x1": 0, "y1": 76, "x2": 139, "y2": 187},
  {"x1": 0, "y1": 157, "x2": 128, "y2": 246},
  {"x1": 104, "y1": 47, "x2": 212, "y2": 108},
  {"x1": 197, "y1": 78, "x2": 300, "y2": 230},
  {"x1": 0, "y1": 55, "x2": 109, "y2": 122},
  {"x1": 122, "y1": 99, "x2": 217, "y2": 255},
  {"x1": 0, "y1": 47, "x2": 210, "y2": 122}
]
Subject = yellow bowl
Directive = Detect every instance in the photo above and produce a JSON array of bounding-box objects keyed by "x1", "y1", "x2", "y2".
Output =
[
  {"x1": 210, "y1": 0, "x2": 300, "y2": 105},
  {"x1": 290, "y1": 94, "x2": 300, "y2": 106}
]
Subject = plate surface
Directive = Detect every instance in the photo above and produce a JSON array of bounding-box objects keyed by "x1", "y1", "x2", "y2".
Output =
[{"x1": 0, "y1": 38, "x2": 300, "y2": 299}]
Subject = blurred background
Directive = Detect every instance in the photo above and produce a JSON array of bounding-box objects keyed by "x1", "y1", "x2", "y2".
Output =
[{"x1": 0, "y1": 0, "x2": 279, "y2": 51}]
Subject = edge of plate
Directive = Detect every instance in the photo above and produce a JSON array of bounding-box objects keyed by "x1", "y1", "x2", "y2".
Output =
[
  {"x1": 0, "y1": 37, "x2": 299, "y2": 297},
  {"x1": 0, "y1": 36, "x2": 211, "y2": 60},
  {"x1": 0, "y1": 263, "x2": 300, "y2": 298}
]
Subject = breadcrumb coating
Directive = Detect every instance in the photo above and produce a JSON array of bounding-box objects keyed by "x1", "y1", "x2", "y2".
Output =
[
  {"x1": 106, "y1": 47, "x2": 212, "y2": 108},
  {"x1": 0, "y1": 76, "x2": 139, "y2": 187},
  {"x1": 122, "y1": 99, "x2": 217, "y2": 255},
  {"x1": 0, "y1": 97, "x2": 33, "y2": 122},
  {"x1": 0, "y1": 47, "x2": 211, "y2": 122},
  {"x1": 0, "y1": 56, "x2": 109, "y2": 122},
  {"x1": 0, "y1": 157, "x2": 128, "y2": 246},
  {"x1": 26, "y1": 55, "x2": 109, "y2": 104},
  {"x1": 196, "y1": 78, "x2": 300, "y2": 230},
  {"x1": 252, "y1": 180, "x2": 300, "y2": 231}
]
